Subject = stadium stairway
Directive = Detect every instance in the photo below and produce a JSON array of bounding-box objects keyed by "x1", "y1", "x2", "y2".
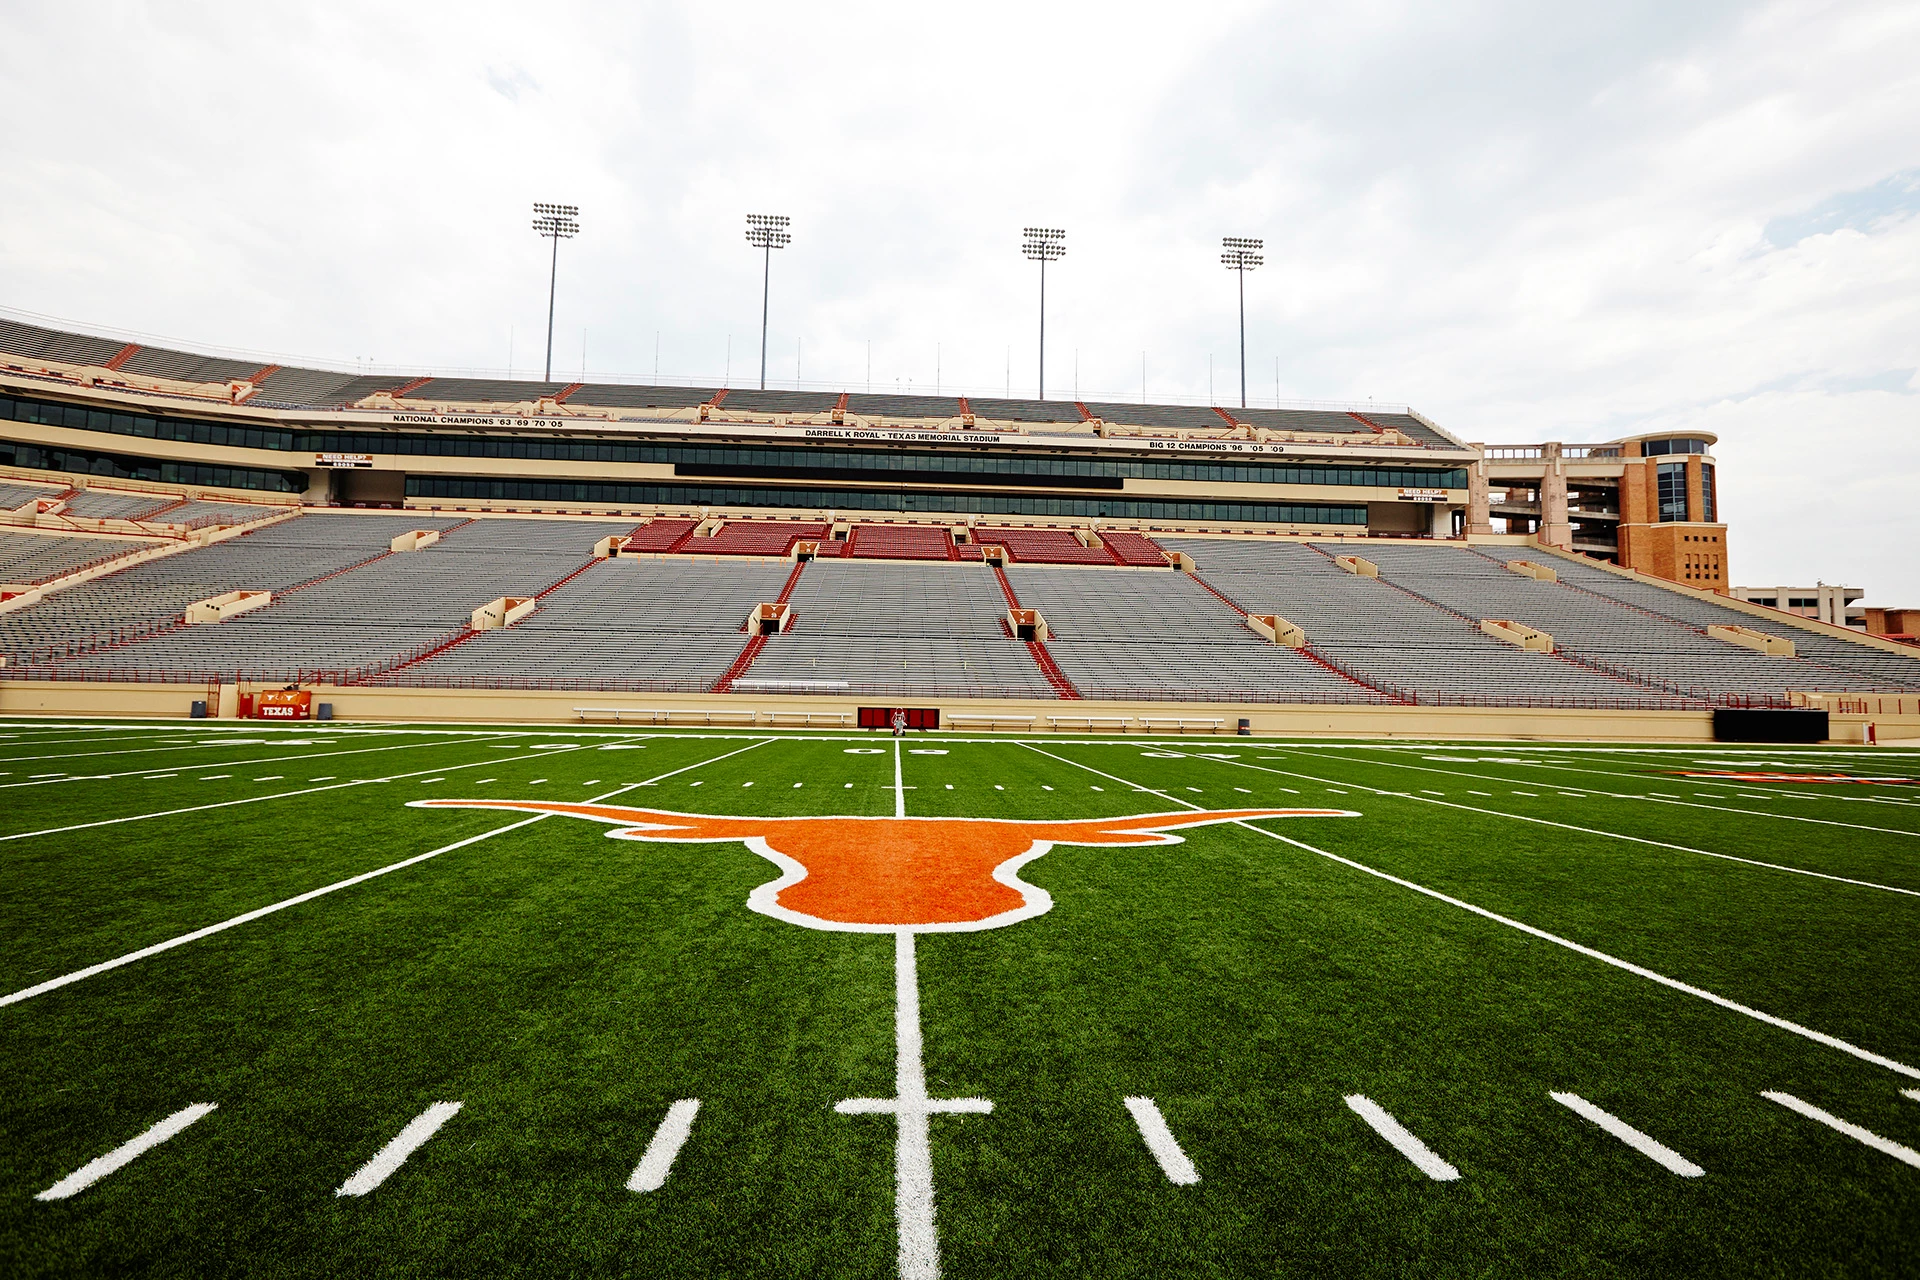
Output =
[
  {"x1": 992, "y1": 564, "x2": 1079, "y2": 698},
  {"x1": 712, "y1": 558, "x2": 810, "y2": 692}
]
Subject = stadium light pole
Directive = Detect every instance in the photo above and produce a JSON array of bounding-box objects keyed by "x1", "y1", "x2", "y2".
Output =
[
  {"x1": 745, "y1": 214, "x2": 792, "y2": 390},
  {"x1": 531, "y1": 203, "x2": 580, "y2": 382},
  {"x1": 1022, "y1": 227, "x2": 1066, "y2": 399},
  {"x1": 1221, "y1": 236, "x2": 1263, "y2": 409}
]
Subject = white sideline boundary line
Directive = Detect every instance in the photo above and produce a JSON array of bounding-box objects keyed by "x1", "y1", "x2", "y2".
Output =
[
  {"x1": 0, "y1": 732, "x2": 504, "y2": 792},
  {"x1": 1551, "y1": 740, "x2": 1920, "y2": 809},
  {"x1": 1344, "y1": 1095, "x2": 1459, "y2": 1181},
  {"x1": 1550, "y1": 1092, "x2": 1704, "y2": 1176},
  {"x1": 335, "y1": 1101, "x2": 464, "y2": 1196},
  {"x1": 1173, "y1": 747, "x2": 1920, "y2": 899},
  {"x1": 0, "y1": 731, "x2": 636, "y2": 844},
  {"x1": 1315, "y1": 747, "x2": 1920, "y2": 840},
  {"x1": 1903, "y1": 1088, "x2": 1920, "y2": 1104},
  {"x1": 35, "y1": 1102, "x2": 217, "y2": 1200},
  {"x1": 0, "y1": 739, "x2": 770, "y2": 1009},
  {"x1": 1123, "y1": 1096, "x2": 1200, "y2": 1184},
  {"x1": 1023, "y1": 745, "x2": 1920, "y2": 1081},
  {"x1": 1762, "y1": 1091, "x2": 1920, "y2": 1169},
  {"x1": 628, "y1": 1099, "x2": 701, "y2": 1192}
]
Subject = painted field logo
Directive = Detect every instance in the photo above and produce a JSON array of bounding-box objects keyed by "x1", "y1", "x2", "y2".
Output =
[
  {"x1": 408, "y1": 794, "x2": 1357, "y2": 1280},
  {"x1": 405, "y1": 801, "x2": 1355, "y2": 931}
]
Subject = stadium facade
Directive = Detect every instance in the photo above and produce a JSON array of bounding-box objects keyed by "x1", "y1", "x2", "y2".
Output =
[
  {"x1": 1, "y1": 315, "x2": 1915, "y2": 741},
  {"x1": 0, "y1": 315, "x2": 1722, "y2": 572}
]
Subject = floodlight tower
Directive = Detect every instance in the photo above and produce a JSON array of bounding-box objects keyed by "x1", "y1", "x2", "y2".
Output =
[
  {"x1": 1022, "y1": 227, "x2": 1066, "y2": 399},
  {"x1": 531, "y1": 203, "x2": 580, "y2": 382},
  {"x1": 745, "y1": 214, "x2": 792, "y2": 390},
  {"x1": 1221, "y1": 236, "x2": 1263, "y2": 408}
]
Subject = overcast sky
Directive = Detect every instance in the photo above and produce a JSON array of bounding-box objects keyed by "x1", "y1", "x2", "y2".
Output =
[{"x1": 2, "y1": 1, "x2": 1916, "y2": 600}]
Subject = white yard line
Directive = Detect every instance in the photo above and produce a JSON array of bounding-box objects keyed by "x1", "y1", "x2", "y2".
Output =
[
  {"x1": 1123, "y1": 1097, "x2": 1200, "y2": 1184},
  {"x1": 835, "y1": 930, "x2": 992, "y2": 1280},
  {"x1": 1762, "y1": 1092, "x2": 1920, "y2": 1169},
  {"x1": 335, "y1": 1101, "x2": 464, "y2": 1196},
  {"x1": 0, "y1": 741, "x2": 768, "y2": 1009},
  {"x1": 827, "y1": 770, "x2": 993, "y2": 1280},
  {"x1": 35, "y1": 1103, "x2": 218, "y2": 1201},
  {"x1": 1172, "y1": 748, "x2": 1920, "y2": 899},
  {"x1": 1344, "y1": 1095, "x2": 1459, "y2": 1181},
  {"x1": 1023, "y1": 745, "x2": 1920, "y2": 1081},
  {"x1": 1550, "y1": 1092, "x2": 1704, "y2": 1176},
  {"x1": 627, "y1": 1099, "x2": 702, "y2": 1192},
  {"x1": 894, "y1": 739, "x2": 907, "y2": 819}
]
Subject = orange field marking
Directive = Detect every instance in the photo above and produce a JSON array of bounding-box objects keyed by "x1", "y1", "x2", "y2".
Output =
[{"x1": 409, "y1": 801, "x2": 1356, "y2": 932}]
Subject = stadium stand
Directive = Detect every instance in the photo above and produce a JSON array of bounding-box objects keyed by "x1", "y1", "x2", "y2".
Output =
[
  {"x1": 52, "y1": 518, "x2": 600, "y2": 683},
  {"x1": 0, "y1": 532, "x2": 159, "y2": 585},
  {"x1": 0, "y1": 515, "x2": 465, "y2": 670},
  {"x1": 1349, "y1": 543, "x2": 1916, "y2": 699},
  {"x1": 622, "y1": 518, "x2": 699, "y2": 552},
  {"x1": 249, "y1": 367, "x2": 379, "y2": 407},
  {"x1": 253, "y1": 372, "x2": 416, "y2": 408},
  {"x1": 974, "y1": 528, "x2": 1117, "y2": 565},
  {"x1": 57, "y1": 489, "x2": 175, "y2": 520},
  {"x1": 695, "y1": 520, "x2": 827, "y2": 556},
  {"x1": 846, "y1": 524, "x2": 953, "y2": 560},
  {"x1": 719, "y1": 389, "x2": 842, "y2": 415},
  {"x1": 844, "y1": 394, "x2": 965, "y2": 419},
  {"x1": 4, "y1": 510, "x2": 1913, "y2": 710},
  {"x1": 1158, "y1": 539, "x2": 1699, "y2": 707},
  {"x1": 1005, "y1": 563, "x2": 1392, "y2": 702},
  {"x1": 117, "y1": 346, "x2": 264, "y2": 385},
  {"x1": 1528, "y1": 550, "x2": 1920, "y2": 693},
  {"x1": 0, "y1": 479, "x2": 59, "y2": 510},
  {"x1": 151, "y1": 499, "x2": 292, "y2": 527},
  {"x1": 563, "y1": 383, "x2": 718, "y2": 410},
  {"x1": 1081, "y1": 402, "x2": 1231, "y2": 432},
  {"x1": 0, "y1": 318, "x2": 127, "y2": 367},
  {"x1": 1100, "y1": 531, "x2": 1171, "y2": 566},
  {"x1": 964, "y1": 397, "x2": 1086, "y2": 424},
  {"x1": 400, "y1": 377, "x2": 571, "y2": 403},
  {"x1": 746, "y1": 559, "x2": 1056, "y2": 698},
  {"x1": 368, "y1": 556, "x2": 794, "y2": 690}
]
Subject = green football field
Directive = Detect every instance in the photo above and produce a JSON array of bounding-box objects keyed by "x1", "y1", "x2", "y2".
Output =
[{"x1": 2, "y1": 718, "x2": 1917, "y2": 1278}]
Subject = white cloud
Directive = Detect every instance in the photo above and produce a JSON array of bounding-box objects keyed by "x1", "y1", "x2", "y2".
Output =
[{"x1": 0, "y1": 0, "x2": 1915, "y2": 598}]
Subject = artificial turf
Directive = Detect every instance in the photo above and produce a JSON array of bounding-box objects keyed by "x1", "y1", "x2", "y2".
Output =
[{"x1": 1, "y1": 719, "x2": 1917, "y2": 1277}]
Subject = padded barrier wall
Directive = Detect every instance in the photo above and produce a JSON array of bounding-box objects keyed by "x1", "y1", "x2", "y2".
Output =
[{"x1": 1712, "y1": 708, "x2": 1828, "y2": 743}]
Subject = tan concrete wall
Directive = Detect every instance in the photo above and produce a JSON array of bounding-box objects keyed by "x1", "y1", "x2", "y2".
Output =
[{"x1": 0, "y1": 678, "x2": 1725, "y2": 741}]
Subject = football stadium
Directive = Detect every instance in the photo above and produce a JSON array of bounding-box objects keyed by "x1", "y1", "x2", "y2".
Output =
[
  {"x1": 2, "y1": 311, "x2": 1918, "y2": 1278},
  {"x1": 6, "y1": 5, "x2": 1920, "y2": 1274}
]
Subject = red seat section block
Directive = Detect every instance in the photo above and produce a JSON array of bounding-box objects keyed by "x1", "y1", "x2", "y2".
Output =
[
  {"x1": 623, "y1": 518, "x2": 699, "y2": 552},
  {"x1": 698, "y1": 520, "x2": 828, "y2": 556},
  {"x1": 973, "y1": 528, "x2": 1118, "y2": 565},
  {"x1": 1102, "y1": 531, "x2": 1170, "y2": 566},
  {"x1": 848, "y1": 524, "x2": 953, "y2": 560}
]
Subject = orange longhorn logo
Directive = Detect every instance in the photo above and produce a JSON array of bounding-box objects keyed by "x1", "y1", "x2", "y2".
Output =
[{"x1": 408, "y1": 800, "x2": 1357, "y2": 933}]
